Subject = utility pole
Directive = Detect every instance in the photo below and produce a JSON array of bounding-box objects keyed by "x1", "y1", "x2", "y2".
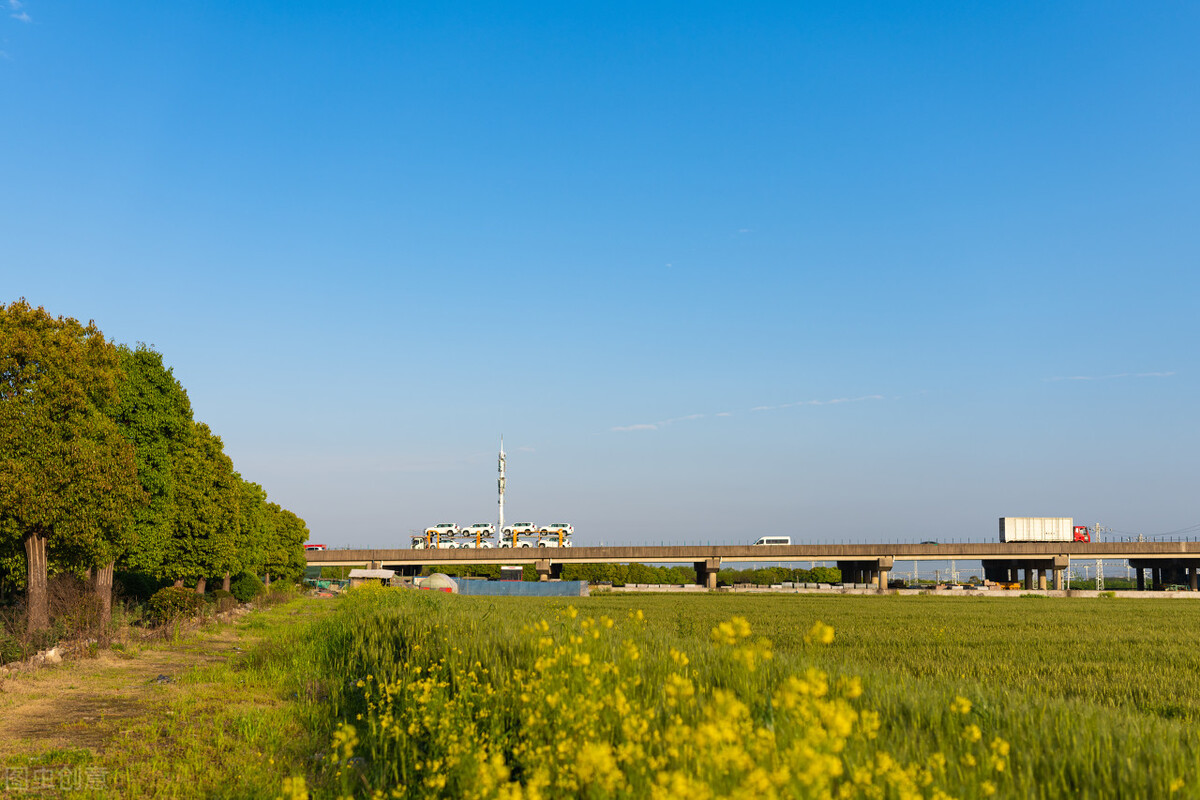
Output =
[{"x1": 498, "y1": 436, "x2": 506, "y2": 535}]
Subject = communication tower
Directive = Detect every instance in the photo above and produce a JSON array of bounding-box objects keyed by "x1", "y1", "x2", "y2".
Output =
[{"x1": 498, "y1": 436, "x2": 506, "y2": 534}]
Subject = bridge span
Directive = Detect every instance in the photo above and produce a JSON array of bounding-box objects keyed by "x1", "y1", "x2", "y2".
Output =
[{"x1": 306, "y1": 542, "x2": 1200, "y2": 591}]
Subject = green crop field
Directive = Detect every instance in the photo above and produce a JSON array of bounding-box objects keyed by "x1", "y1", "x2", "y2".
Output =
[
  {"x1": 282, "y1": 589, "x2": 1200, "y2": 799},
  {"x1": 12, "y1": 590, "x2": 1197, "y2": 798}
]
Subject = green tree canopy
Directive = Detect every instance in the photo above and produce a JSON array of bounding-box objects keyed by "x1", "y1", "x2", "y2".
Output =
[
  {"x1": 161, "y1": 421, "x2": 240, "y2": 586},
  {"x1": 234, "y1": 477, "x2": 271, "y2": 577},
  {"x1": 110, "y1": 344, "x2": 195, "y2": 579},
  {"x1": 265, "y1": 502, "x2": 309, "y2": 582}
]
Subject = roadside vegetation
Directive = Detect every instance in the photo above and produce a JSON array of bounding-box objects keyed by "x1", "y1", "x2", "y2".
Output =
[{"x1": 0, "y1": 588, "x2": 317, "y2": 799}]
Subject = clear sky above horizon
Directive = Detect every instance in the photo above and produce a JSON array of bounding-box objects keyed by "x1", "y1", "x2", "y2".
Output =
[{"x1": 3, "y1": 1, "x2": 1197, "y2": 546}]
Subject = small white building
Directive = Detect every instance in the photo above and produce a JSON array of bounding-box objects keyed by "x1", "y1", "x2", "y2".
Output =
[{"x1": 348, "y1": 568, "x2": 396, "y2": 588}]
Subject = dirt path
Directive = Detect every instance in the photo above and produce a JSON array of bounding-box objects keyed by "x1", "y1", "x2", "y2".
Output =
[{"x1": 0, "y1": 619, "x2": 254, "y2": 756}]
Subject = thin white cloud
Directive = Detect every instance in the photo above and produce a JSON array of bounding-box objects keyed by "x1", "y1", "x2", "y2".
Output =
[
  {"x1": 515, "y1": 445, "x2": 536, "y2": 453},
  {"x1": 11, "y1": 10, "x2": 30, "y2": 21},
  {"x1": 753, "y1": 395, "x2": 883, "y2": 411},
  {"x1": 1046, "y1": 371, "x2": 1175, "y2": 382},
  {"x1": 612, "y1": 395, "x2": 885, "y2": 432},
  {"x1": 611, "y1": 413, "x2": 706, "y2": 432}
]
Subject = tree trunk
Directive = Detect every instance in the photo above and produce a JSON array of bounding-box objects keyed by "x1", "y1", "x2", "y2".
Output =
[
  {"x1": 265, "y1": 572, "x2": 271, "y2": 587},
  {"x1": 173, "y1": 579, "x2": 184, "y2": 588},
  {"x1": 23, "y1": 530, "x2": 50, "y2": 633},
  {"x1": 195, "y1": 577, "x2": 206, "y2": 594},
  {"x1": 91, "y1": 561, "x2": 115, "y2": 631},
  {"x1": 222, "y1": 572, "x2": 231, "y2": 592}
]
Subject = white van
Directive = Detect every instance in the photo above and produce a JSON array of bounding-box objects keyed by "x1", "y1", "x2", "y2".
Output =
[{"x1": 752, "y1": 536, "x2": 791, "y2": 546}]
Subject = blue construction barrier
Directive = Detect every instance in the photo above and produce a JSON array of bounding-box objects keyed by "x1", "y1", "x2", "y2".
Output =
[{"x1": 456, "y1": 579, "x2": 589, "y2": 597}]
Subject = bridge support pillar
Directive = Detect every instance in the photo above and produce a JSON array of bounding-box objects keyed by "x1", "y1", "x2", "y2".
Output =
[
  {"x1": 1137, "y1": 568, "x2": 1145, "y2": 590},
  {"x1": 1191, "y1": 568, "x2": 1198, "y2": 592},
  {"x1": 1050, "y1": 556, "x2": 1067, "y2": 591},
  {"x1": 694, "y1": 558, "x2": 721, "y2": 591},
  {"x1": 836, "y1": 558, "x2": 892, "y2": 590},
  {"x1": 369, "y1": 560, "x2": 382, "y2": 570},
  {"x1": 1037, "y1": 569, "x2": 1047, "y2": 591},
  {"x1": 876, "y1": 557, "x2": 893, "y2": 591},
  {"x1": 536, "y1": 559, "x2": 551, "y2": 582},
  {"x1": 1024, "y1": 568, "x2": 1034, "y2": 590}
]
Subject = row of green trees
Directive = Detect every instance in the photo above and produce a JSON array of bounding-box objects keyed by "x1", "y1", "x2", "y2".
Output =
[
  {"x1": 416, "y1": 563, "x2": 844, "y2": 586},
  {"x1": 0, "y1": 300, "x2": 309, "y2": 632},
  {"x1": 717, "y1": 566, "x2": 842, "y2": 586}
]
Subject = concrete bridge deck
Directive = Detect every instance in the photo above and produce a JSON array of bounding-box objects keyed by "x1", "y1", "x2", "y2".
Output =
[{"x1": 306, "y1": 542, "x2": 1200, "y2": 591}]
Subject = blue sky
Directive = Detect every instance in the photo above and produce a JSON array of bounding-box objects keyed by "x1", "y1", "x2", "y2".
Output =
[{"x1": 2, "y1": 1, "x2": 1197, "y2": 546}]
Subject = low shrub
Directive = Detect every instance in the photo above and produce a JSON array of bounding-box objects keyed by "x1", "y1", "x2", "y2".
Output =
[
  {"x1": 147, "y1": 586, "x2": 207, "y2": 625},
  {"x1": 211, "y1": 589, "x2": 238, "y2": 613},
  {"x1": 230, "y1": 572, "x2": 265, "y2": 604}
]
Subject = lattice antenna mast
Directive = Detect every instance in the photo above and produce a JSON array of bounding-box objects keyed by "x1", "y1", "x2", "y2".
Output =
[
  {"x1": 1093, "y1": 523, "x2": 1112, "y2": 591},
  {"x1": 498, "y1": 436, "x2": 506, "y2": 534}
]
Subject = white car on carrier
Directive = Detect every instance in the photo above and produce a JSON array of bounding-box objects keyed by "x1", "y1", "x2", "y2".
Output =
[
  {"x1": 538, "y1": 523, "x2": 574, "y2": 547},
  {"x1": 462, "y1": 523, "x2": 495, "y2": 544}
]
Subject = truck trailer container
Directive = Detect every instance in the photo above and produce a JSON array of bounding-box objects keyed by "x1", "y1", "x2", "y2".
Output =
[{"x1": 999, "y1": 517, "x2": 1090, "y2": 543}]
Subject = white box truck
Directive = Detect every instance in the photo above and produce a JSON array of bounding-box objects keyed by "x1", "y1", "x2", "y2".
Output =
[{"x1": 999, "y1": 517, "x2": 1091, "y2": 543}]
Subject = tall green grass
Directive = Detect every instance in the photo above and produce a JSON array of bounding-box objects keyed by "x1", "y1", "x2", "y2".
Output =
[{"x1": 292, "y1": 588, "x2": 1200, "y2": 798}]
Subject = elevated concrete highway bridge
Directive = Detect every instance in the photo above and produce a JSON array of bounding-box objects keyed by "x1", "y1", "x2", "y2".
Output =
[{"x1": 306, "y1": 542, "x2": 1200, "y2": 591}]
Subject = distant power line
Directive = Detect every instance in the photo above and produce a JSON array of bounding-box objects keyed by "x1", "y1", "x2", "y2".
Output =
[{"x1": 1109, "y1": 522, "x2": 1200, "y2": 539}]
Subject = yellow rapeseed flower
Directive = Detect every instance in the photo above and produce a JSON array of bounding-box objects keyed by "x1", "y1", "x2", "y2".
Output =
[{"x1": 805, "y1": 620, "x2": 835, "y2": 645}]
